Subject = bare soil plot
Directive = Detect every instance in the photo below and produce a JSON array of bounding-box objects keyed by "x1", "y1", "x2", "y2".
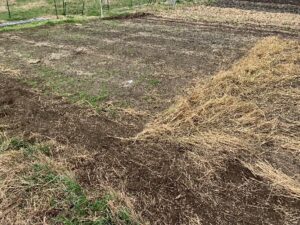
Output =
[{"x1": 1, "y1": 13, "x2": 296, "y2": 120}]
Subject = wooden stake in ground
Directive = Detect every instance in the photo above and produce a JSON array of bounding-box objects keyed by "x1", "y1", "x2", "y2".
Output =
[
  {"x1": 98, "y1": 0, "x2": 103, "y2": 18},
  {"x1": 81, "y1": 0, "x2": 85, "y2": 15},
  {"x1": 63, "y1": 0, "x2": 67, "y2": 16},
  {"x1": 53, "y1": 0, "x2": 58, "y2": 19},
  {"x1": 107, "y1": 0, "x2": 110, "y2": 11},
  {"x1": 6, "y1": 0, "x2": 11, "y2": 19},
  {"x1": 103, "y1": 0, "x2": 110, "y2": 11},
  {"x1": 167, "y1": 0, "x2": 176, "y2": 8}
]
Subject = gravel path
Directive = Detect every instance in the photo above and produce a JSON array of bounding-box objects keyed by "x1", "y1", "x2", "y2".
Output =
[{"x1": 0, "y1": 17, "x2": 48, "y2": 28}]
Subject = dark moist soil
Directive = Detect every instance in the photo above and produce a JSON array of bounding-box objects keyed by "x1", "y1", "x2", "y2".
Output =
[
  {"x1": 0, "y1": 76, "x2": 138, "y2": 148},
  {"x1": 239, "y1": 0, "x2": 300, "y2": 5},
  {"x1": 103, "y1": 12, "x2": 153, "y2": 20},
  {"x1": 76, "y1": 139, "x2": 300, "y2": 225},
  {"x1": 1, "y1": 75, "x2": 299, "y2": 225},
  {"x1": 216, "y1": 0, "x2": 300, "y2": 13}
]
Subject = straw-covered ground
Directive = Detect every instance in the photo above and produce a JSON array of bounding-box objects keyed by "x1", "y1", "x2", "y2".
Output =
[
  {"x1": 138, "y1": 36, "x2": 300, "y2": 223},
  {"x1": 1, "y1": 36, "x2": 299, "y2": 224},
  {"x1": 0, "y1": 2, "x2": 300, "y2": 225}
]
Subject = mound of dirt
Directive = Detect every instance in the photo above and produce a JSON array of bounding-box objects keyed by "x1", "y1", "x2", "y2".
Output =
[
  {"x1": 133, "y1": 36, "x2": 300, "y2": 224},
  {"x1": 103, "y1": 12, "x2": 153, "y2": 20}
]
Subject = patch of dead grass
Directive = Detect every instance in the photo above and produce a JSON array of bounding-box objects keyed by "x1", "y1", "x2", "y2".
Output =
[
  {"x1": 0, "y1": 65, "x2": 20, "y2": 77},
  {"x1": 245, "y1": 161, "x2": 300, "y2": 198}
]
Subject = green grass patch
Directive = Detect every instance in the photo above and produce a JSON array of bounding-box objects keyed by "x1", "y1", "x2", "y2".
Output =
[
  {"x1": 0, "y1": 136, "x2": 51, "y2": 156},
  {"x1": 25, "y1": 162, "x2": 138, "y2": 225},
  {"x1": 74, "y1": 87, "x2": 109, "y2": 107},
  {"x1": 1, "y1": 0, "x2": 148, "y2": 23},
  {"x1": 25, "y1": 66, "x2": 110, "y2": 109},
  {"x1": 0, "y1": 6, "x2": 51, "y2": 21},
  {"x1": 0, "y1": 17, "x2": 88, "y2": 32},
  {"x1": 147, "y1": 78, "x2": 160, "y2": 86}
]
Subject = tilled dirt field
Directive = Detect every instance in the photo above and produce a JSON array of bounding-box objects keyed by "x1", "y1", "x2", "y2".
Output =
[
  {"x1": 0, "y1": 12, "x2": 298, "y2": 135},
  {"x1": 2, "y1": 13, "x2": 297, "y2": 117},
  {"x1": 0, "y1": 3, "x2": 300, "y2": 225},
  {"x1": 233, "y1": 0, "x2": 300, "y2": 6}
]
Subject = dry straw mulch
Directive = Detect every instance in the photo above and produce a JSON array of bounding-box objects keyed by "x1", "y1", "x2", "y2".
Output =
[{"x1": 141, "y1": 36, "x2": 300, "y2": 209}]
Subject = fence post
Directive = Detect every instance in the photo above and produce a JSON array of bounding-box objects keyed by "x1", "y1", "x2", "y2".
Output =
[
  {"x1": 81, "y1": 0, "x2": 85, "y2": 15},
  {"x1": 53, "y1": 0, "x2": 58, "y2": 19},
  {"x1": 6, "y1": 0, "x2": 11, "y2": 19},
  {"x1": 62, "y1": 0, "x2": 67, "y2": 16},
  {"x1": 98, "y1": 0, "x2": 103, "y2": 18}
]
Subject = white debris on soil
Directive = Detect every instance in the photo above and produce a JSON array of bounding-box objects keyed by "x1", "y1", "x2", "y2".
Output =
[
  {"x1": 74, "y1": 47, "x2": 89, "y2": 55},
  {"x1": 122, "y1": 80, "x2": 134, "y2": 87},
  {"x1": 48, "y1": 51, "x2": 71, "y2": 61},
  {"x1": 27, "y1": 59, "x2": 41, "y2": 64},
  {"x1": 34, "y1": 42, "x2": 52, "y2": 47}
]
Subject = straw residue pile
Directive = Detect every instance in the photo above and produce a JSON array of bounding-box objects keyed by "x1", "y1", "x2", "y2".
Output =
[{"x1": 140, "y1": 36, "x2": 300, "y2": 218}]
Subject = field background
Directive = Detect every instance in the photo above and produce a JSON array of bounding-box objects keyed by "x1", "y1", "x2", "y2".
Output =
[
  {"x1": 0, "y1": 0, "x2": 299, "y2": 224},
  {"x1": 0, "y1": 0, "x2": 153, "y2": 21}
]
